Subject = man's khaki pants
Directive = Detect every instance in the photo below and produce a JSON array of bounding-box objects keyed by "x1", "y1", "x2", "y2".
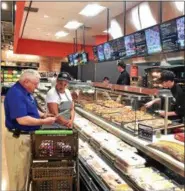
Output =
[{"x1": 5, "y1": 129, "x2": 31, "y2": 191}]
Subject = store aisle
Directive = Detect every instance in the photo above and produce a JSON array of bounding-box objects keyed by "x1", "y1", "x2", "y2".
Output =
[{"x1": 1, "y1": 100, "x2": 9, "y2": 191}]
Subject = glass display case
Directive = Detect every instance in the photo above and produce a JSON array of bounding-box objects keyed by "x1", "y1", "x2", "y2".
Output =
[{"x1": 73, "y1": 82, "x2": 184, "y2": 186}]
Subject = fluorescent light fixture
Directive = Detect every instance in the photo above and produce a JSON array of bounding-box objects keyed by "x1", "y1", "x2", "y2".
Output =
[
  {"x1": 131, "y1": 7, "x2": 141, "y2": 30},
  {"x1": 55, "y1": 31, "x2": 69, "y2": 38},
  {"x1": 44, "y1": 15, "x2": 49, "y2": 18},
  {"x1": 2, "y1": 2, "x2": 8, "y2": 10},
  {"x1": 174, "y1": 2, "x2": 184, "y2": 14},
  {"x1": 64, "y1": 21, "x2": 83, "y2": 30},
  {"x1": 79, "y1": 4, "x2": 106, "y2": 17},
  {"x1": 139, "y1": 2, "x2": 157, "y2": 29},
  {"x1": 103, "y1": 20, "x2": 122, "y2": 39},
  {"x1": 109, "y1": 19, "x2": 123, "y2": 39}
]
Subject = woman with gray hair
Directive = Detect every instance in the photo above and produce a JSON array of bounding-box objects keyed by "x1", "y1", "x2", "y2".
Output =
[{"x1": 4, "y1": 69, "x2": 56, "y2": 191}]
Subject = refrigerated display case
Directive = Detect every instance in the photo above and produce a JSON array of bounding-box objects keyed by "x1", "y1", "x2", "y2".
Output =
[{"x1": 71, "y1": 82, "x2": 184, "y2": 191}]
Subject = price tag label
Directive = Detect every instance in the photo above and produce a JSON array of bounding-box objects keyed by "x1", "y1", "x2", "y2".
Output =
[{"x1": 138, "y1": 123, "x2": 153, "y2": 142}]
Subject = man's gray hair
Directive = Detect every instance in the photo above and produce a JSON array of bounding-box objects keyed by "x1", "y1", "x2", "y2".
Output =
[{"x1": 19, "y1": 69, "x2": 41, "y2": 81}]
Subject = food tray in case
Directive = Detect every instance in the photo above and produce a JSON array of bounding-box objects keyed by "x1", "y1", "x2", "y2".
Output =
[{"x1": 31, "y1": 130, "x2": 78, "y2": 160}]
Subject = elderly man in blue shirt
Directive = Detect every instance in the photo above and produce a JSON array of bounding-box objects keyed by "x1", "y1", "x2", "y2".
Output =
[{"x1": 4, "y1": 69, "x2": 56, "y2": 191}]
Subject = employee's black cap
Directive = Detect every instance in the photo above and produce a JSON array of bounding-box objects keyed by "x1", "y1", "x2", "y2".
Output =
[
  {"x1": 57, "y1": 72, "x2": 72, "y2": 82},
  {"x1": 117, "y1": 60, "x2": 126, "y2": 69}
]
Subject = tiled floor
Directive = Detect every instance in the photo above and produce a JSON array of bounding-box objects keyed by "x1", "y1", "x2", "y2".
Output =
[{"x1": 1, "y1": 100, "x2": 9, "y2": 191}]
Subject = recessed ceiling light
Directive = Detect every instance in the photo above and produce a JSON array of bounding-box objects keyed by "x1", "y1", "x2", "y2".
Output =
[
  {"x1": 79, "y1": 4, "x2": 106, "y2": 17},
  {"x1": 64, "y1": 21, "x2": 83, "y2": 30},
  {"x1": 1, "y1": 2, "x2": 8, "y2": 10},
  {"x1": 44, "y1": 15, "x2": 49, "y2": 18},
  {"x1": 55, "y1": 31, "x2": 69, "y2": 38}
]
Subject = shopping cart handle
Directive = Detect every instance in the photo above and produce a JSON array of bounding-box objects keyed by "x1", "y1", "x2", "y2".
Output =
[{"x1": 34, "y1": 130, "x2": 73, "y2": 135}]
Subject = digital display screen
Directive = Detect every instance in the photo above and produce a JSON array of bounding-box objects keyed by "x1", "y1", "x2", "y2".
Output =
[
  {"x1": 81, "y1": 52, "x2": 88, "y2": 64},
  {"x1": 68, "y1": 54, "x2": 74, "y2": 66},
  {"x1": 134, "y1": 31, "x2": 147, "y2": 56},
  {"x1": 72, "y1": 53, "x2": 79, "y2": 66},
  {"x1": 124, "y1": 35, "x2": 136, "y2": 57},
  {"x1": 145, "y1": 25, "x2": 162, "y2": 54},
  {"x1": 103, "y1": 42, "x2": 113, "y2": 61},
  {"x1": 110, "y1": 39, "x2": 119, "y2": 60},
  {"x1": 97, "y1": 44, "x2": 105, "y2": 62},
  {"x1": 116, "y1": 37, "x2": 126, "y2": 59},
  {"x1": 160, "y1": 20, "x2": 178, "y2": 52},
  {"x1": 176, "y1": 16, "x2": 185, "y2": 50},
  {"x1": 93, "y1": 46, "x2": 98, "y2": 61}
]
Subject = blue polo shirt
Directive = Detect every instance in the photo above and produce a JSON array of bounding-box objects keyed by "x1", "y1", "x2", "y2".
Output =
[{"x1": 4, "y1": 82, "x2": 40, "y2": 132}]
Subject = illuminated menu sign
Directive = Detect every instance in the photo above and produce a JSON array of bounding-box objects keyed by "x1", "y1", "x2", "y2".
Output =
[
  {"x1": 160, "y1": 20, "x2": 178, "y2": 52},
  {"x1": 93, "y1": 46, "x2": 98, "y2": 61},
  {"x1": 97, "y1": 44, "x2": 105, "y2": 62},
  {"x1": 103, "y1": 42, "x2": 113, "y2": 61},
  {"x1": 176, "y1": 16, "x2": 185, "y2": 50},
  {"x1": 116, "y1": 37, "x2": 126, "y2": 59},
  {"x1": 68, "y1": 54, "x2": 74, "y2": 66},
  {"x1": 134, "y1": 31, "x2": 147, "y2": 56},
  {"x1": 124, "y1": 34, "x2": 136, "y2": 57},
  {"x1": 110, "y1": 39, "x2": 119, "y2": 60},
  {"x1": 145, "y1": 25, "x2": 162, "y2": 54}
]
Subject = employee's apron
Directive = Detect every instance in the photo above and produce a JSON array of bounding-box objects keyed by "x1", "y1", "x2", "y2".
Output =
[{"x1": 42, "y1": 89, "x2": 73, "y2": 129}]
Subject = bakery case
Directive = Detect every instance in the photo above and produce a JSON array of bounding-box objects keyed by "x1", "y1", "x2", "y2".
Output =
[{"x1": 70, "y1": 82, "x2": 184, "y2": 191}]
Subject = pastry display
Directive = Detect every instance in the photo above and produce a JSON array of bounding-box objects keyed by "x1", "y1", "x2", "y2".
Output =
[{"x1": 148, "y1": 141, "x2": 184, "y2": 163}]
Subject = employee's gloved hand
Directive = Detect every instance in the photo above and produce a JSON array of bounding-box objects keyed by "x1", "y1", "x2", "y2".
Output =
[
  {"x1": 158, "y1": 111, "x2": 165, "y2": 117},
  {"x1": 145, "y1": 100, "x2": 154, "y2": 108}
]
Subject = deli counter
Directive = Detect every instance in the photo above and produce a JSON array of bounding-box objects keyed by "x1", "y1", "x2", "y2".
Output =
[{"x1": 35, "y1": 81, "x2": 184, "y2": 191}]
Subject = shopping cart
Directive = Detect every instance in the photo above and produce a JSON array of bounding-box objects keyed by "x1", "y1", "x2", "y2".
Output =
[{"x1": 27, "y1": 129, "x2": 79, "y2": 191}]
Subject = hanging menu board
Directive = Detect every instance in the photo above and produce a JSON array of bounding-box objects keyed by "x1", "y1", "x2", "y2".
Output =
[
  {"x1": 97, "y1": 44, "x2": 105, "y2": 62},
  {"x1": 110, "y1": 39, "x2": 119, "y2": 60},
  {"x1": 176, "y1": 16, "x2": 185, "y2": 50},
  {"x1": 134, "y1": 30, "x2": 147, "y2": 56},
  {"x1": 68, "y1": 54, "x2": 74, "y2": 66},
  {"x1": 116, "y1": 37, "x2": 126, "y2": 59},
  {"x1": 93, "y1": 46, "x2": 98, "y2": 61},
  {"x1": 145, "y1": 25, "x2": 162, "y2": 54},
  {"x1": 103, "y1": 42, "x2": 113, "y2": 61},
  {"x1": 160, "y1": 20, "x2": 178, "y2": 53},
  {"x1": 124, "y1": 34, "x2": 136, "y2": 57}
]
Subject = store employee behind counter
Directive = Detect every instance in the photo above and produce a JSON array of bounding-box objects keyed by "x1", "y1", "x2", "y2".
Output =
[
  {"x1": 117, "y1": 60, "x2": 130, "y2": 85},
  {"x1": 4, "y1": 69, "x2": 56, "y2": 191},
  {"x1": 145, "y1": 70, "x2": 185, "y2": 122},
  {"x1": 45, "y1": 72, "x2": 75, "y2": 129}
]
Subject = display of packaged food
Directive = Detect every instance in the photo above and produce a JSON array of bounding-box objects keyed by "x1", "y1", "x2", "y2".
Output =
[
  {"x1": 148, "y1": 141, "x2": 184, "y2": 163},
  {"x1": 101, "y1": 172, "x2": 132, "y2": 191},
  {"x1": 116, "y1": 151, "x2": 146, "y2": 167},
  {"x1": 117, "y1": 141, "x2": 137, "y2": 153},
  {"x1": 87, "y1": 157, "x2": 111, "y2": 175},
  {"x1": 149, "y1": 179, "x2": 176, "y2": 191},
  {"x1": 79, "y1": 148, "x2": 96, "y2": 161}
]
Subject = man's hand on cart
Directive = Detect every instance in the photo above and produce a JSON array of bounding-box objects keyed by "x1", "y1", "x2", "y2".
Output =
[
  {"x1": 42, "y1": 117, "x2": 56, "y2": 125},
  {"x1": 66, "y1": 120, "x2": 73, "y2": 128}
]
